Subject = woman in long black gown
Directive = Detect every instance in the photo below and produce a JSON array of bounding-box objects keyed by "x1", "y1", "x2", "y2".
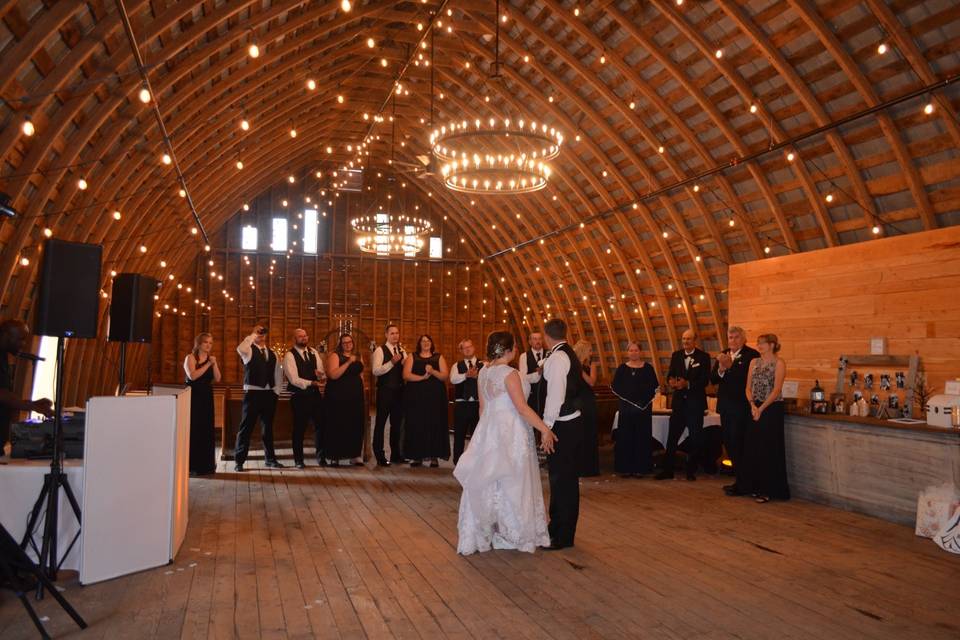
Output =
[
  {"x1": 324, "y1": 333, "x2": 365, "y2": 466},
  {"x1": 573, "y1": 340, "x2": 600, "y2": 477},
  {"x1": 403, "y1": 334, "x2": 450, "y2": 467},
  {"x1": 184, "y1": 332, "x2": 221, "y2": 476},
  {"x1": 611, "y1": 341, "x2": 659, "y2": 477},
  {"x1": 742, "y1": 333, "x2": 790, "y2": 503}
]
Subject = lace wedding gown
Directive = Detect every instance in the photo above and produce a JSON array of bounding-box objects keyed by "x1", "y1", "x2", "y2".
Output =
[{"x1": 454, "y1": 364, "x2": 551, "y2": 555}]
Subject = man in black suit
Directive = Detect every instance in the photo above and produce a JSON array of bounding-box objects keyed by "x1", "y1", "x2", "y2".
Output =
[
  {"x1": 710, "y1": 326, "x2": 760, "y2": 495},
  {"x1": 656, "y1": 329, "x2": 711, "y2": 481}
]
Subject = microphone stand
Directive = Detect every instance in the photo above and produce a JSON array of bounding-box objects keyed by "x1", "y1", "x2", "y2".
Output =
[{"x1": 20, "y1": 336, "x2": 82, "y2": 599}]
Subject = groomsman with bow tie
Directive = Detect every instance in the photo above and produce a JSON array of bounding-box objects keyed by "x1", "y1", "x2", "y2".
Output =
[
  {"x1": 371, "y1": 324, "x2": 406, "y2": 466},
  {"x1": 235, "y1": 324, "x2": 284, "y2": 471},
  {"x1": 710, "y1": 326, "x2": 760, "y2": 495},
  {"x1": 283, "y1": 328, "x2": 326, "y2": 469},
  {"x1": 656, "y1": 329, "x2": 711, "y2": 481},
  {"x1": 450, "y1": 339, "x2": 484, "y2": 464},
  {"x1": 520, "y1": 331, "x2": 548, "y2": 417}
]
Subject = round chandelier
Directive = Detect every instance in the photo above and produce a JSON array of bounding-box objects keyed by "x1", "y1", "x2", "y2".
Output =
[
  {"x1": 429, "y1": 118, "x2": 564, "y2": 195},
  {"x1": 350, "y1": 208, "x2": 432, "y2": 256}
]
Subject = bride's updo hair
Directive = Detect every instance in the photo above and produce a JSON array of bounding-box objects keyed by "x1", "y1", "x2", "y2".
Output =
[{"x1": 486, "y1": 331, "x2": 515, "y2": 360}]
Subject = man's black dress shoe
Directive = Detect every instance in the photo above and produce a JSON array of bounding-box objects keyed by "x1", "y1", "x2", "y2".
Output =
[
  {"x1": 294, "y1": 462, "x2": 306, "y2": 469},
  {"x1": 329, "y1": 460, "x2": 340, "y2": 467},
  {"x1": 654, "y1": 470, "x2": 674, "y2": 480},
  {"x1": 685, "y1": 472, "x2": 697, "y2": 481},
  {"x1": 539, "y1": 543, "x2": 571, "y2": 552},
  {"x1": 376, "y1": 458, "x2": 391, "y2": 467},
  {"x1": 234, "y1": 463, "x2": 245, "y2": 472},
  {"x1": 264, "y1": 459, "x2": 284, "y2": 469},
  {"x1": 409, "y1": 461, "x2": 422, "y2": 467},
  {"x1": 316, "y1": 458, "x2": 328, "y2": 467},
  {"x1": 723, "y1": 483, "x2": 740, "y2": 496}
]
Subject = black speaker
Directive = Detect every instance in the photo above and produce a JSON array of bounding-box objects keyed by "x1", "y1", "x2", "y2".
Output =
[
  {"x1": 34, "y1": 239, "x2": 102, "y2": 338},
  {"x1": 109, "y1": 273, "x2": 157, "y2": 343}
]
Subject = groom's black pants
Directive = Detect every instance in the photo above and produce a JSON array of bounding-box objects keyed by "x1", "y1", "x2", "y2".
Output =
[{"x1": 547, "y1": 416, "x2": 583, "y2": 547}]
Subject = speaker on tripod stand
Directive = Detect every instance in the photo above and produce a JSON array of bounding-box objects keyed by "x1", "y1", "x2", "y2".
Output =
[
  {"x1": 108, "y1": 273, "x2": 157, "y2": 394},
  {"x1": 21, "y1": 239, "x2": 100, "y2": 604}
]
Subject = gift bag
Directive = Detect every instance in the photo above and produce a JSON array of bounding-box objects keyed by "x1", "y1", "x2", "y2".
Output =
[
  {"x1": 915, "y1": 483, "x2": 960, "y2": 538},
  {"x1": 933, "y1": 505, "x2": 960, "y2": 554}
]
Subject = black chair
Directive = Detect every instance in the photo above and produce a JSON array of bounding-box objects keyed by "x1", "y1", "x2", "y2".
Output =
[{"x1": 0, "y1": 523, "x2": 86, "y2": 639}]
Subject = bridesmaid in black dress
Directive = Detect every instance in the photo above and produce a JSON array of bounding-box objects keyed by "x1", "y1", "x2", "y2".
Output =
[
  {"x1": 402, "y1": 334, "x2": 450, "y2": 467},
  {"x1": 184, "y1": 332, "x2": 221, "y2": 476},
  {"x1": 573, "y1": 340, "x2": 600, "y2": 477},
  {"x1": 742, "y1": 333, "x2": 790, "y2": 503},
  {"x1": 611, "y1": 341, "x2": 659, "y2": 477},
  {"x1": 324, "y1": 333, "x2": 365, "y2": 466}
]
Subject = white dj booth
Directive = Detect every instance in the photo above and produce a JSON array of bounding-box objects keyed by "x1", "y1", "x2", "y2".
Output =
[{"x1": 0, "y1": 386, "x2": 191, "y2": 585}]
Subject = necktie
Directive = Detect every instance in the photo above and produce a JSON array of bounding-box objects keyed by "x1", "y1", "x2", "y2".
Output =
[
  {"x1": 536, "y1": 351, "x2": 541, "y2": 362},
  {"x1": 394, "y1": 346, "x2": 399, "y2": 356}
]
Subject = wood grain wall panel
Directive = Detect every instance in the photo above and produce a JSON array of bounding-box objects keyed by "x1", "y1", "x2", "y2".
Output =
[{"x1": 729, "y1": 226, "x2": 960, "y2": 403}]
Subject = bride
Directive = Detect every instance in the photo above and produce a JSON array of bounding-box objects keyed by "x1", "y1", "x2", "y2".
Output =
[{"x1": 454, "y1": 331, "x2": 558, "y2": 555}]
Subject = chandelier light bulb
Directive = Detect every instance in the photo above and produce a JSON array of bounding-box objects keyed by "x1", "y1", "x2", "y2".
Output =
[{"x1": 21, "y1": 116, "x2": 35, "y2": 136}]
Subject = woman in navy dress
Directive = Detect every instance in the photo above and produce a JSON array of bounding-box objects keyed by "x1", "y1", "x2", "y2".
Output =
[
  {"x1": 324, "y1": 333, "x2": 365, "y2": 466},
  {"x1": 403, "y1": 334, "x2": 450, "y2": 467},
  {"x1": 611, "y1": 342, "x2": 659, "y2": 477},
  {"x1": 184, "y1": 332, "x2": 221, "y2": 476}
]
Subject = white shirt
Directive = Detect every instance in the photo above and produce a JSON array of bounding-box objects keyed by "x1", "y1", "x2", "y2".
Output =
[
  {"x1": 542, "y1": 343, "x2": 581, "y2": 428},
  {"x1": 283, "y1": 346, "x2": 325, "y2": 390},
  {"x1": 237, "y1": 333, "x2": 282, "y2": 393},
  {"x1": 372, "y1": 342, "x2": 405, "y2": 377},
  {"x1": 519, "y1": 349, "x2": 545, "y2": 385},
  {"x1": 717, "y1": 347, "x2": 742, "y2": 378},
  {"x1": 450, "y1": 358, "x2": 480, "y2": 400}
]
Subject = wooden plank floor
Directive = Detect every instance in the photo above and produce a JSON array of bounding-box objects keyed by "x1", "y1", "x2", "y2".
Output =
[{"x1": 2, "y1": 450, "x2": 959, "y2": 639}]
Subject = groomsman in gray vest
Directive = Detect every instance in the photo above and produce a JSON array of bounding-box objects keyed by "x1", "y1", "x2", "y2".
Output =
[
  {"x1": 235, "y1": 324, "x2": 283, "y2": 471},
  {"x1": 371, "y1": 324, "x2": 406, "y2": 466},
  {"x1": 283, "y1": 328, "x2": 325, "y2": 469},
  {"x1": 519, "y1": 331, "x2": 547, "y2": 417}
]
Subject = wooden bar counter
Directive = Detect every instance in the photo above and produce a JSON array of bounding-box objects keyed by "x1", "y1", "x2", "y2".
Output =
[{"x1": 784, "y1": 411, "x2": 960, "y2": 526}]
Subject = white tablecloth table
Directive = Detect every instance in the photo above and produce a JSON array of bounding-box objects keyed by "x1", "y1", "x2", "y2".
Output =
[
  {"x1": 0, "y1": 458, "x2": 84, "y2": 571},
  {"x1": 612, "y1": 410, "x2": 722, "y2": 446}
]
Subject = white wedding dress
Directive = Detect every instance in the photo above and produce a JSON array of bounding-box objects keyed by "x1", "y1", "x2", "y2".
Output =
[{"x1": 454, "y1": 364, "x2": 551, "y2": 555}]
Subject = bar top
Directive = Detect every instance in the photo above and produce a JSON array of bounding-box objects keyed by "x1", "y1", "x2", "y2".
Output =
[{"x1": 786, "y1": 410, "x2": 960, "y2": 437}]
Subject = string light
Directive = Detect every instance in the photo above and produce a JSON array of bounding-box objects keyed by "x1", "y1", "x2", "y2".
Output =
[
  {"x1": 764, "y1": 246, "x2": 771, "y2": 254},
  {"x1": 877, "y1": 43, "x2": 888, "y2": 55},
  {"x1": 924, "y1": 102, "x2": 934, "y2": 115},
  {"x1": 139, "y1": 245, "x2": 148, "y2": 253},
  {"x1": 366, "y1": 37, "x2": 375, "y2": 48},
  {"x1": 21, "y1": 116, "x2": 35, "y2": 136},
  {"x1": 290, "y1": 127, "x2": 297, "y2": 138},
  {"x1": 337, "y1": 94, "x2": 345, "y2": 104},
  {"x1": 306, "y1": 78, "x2": 317, "y2": 91},
  {"x1": 161, "y1": 153, "x2": 172, "y2": 165},
  {"x1": 240, "y1": 118, "x2": 250, "y2": 130},
  {"x1": 17, "y1": 257, "x2": 29, "y2": 267},
  {"x1": 786, "y1": 151, "x2": 796, "y2": 162},
  {"x1": 77, "y1": 178, "x2": 88, "y2": 190},
  {"x1": 380, "y1": 58, "x2": 388, "y2": 67},
  {"x1": 248, "y1": 42, "x2": 260, "y2": 59},
  {"x1": 113, "y1": 210, "x2": 122, "y2": 220},
  {"x1": 872, "y1": 224, "x2": 882, "y2": 235},
  {"x1": 236, "y1": 160, "x2": 244, "y2": 170},
  {"x1": 340, "y1": 0, "x2": 351, "y2": 12},
  {"x1": 715, "y1": 49, "x2": 723, "y2": 59},
  {"x1": 138, "y1": 86, "x2": 150, "y2": 104},
  {"x1": 749, "y1": 103, "x2": 758, "y2": 114},
  {"x1": 43, "y1": 228, "x2": 52, "y2": 237},
  {"x1": 179, "y1": 188, "x2": 186, "y2": 197},
  {"x1": 825, "y1": 193, "x2": 834, "y2": 203}
]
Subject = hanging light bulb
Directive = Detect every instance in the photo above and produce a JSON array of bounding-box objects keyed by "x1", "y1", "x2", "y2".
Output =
[
  {"x1": 77, "y1": 178, "x2": 88, "y2": 190},
  {"x1": 290, "y1": 127, "x2": 297, "y2": 138},
  {"x1": 380, "y1": 57, "x2": 388, "y2": 67},
  {"x1": 236, "y1": 160, "x2": 244, "y2": 170},
  {"x1": 178, "y1": 188, "x2": 186, "y2": 197},
  {"x1": 113, "y1": 210, "x2": 122, "y2": 220},
  {"x1": 877, "y1": 43, "x2": 888, "y2": 55},
  {"x1": 138, "y1": 86, "x2": 151, "y2": 104},
  {"x1": 43, "y1": 227, "x2": 52, "y2": 238},
  {"x1": 240, "y1": 118, "x2": 250, "y2": 130},
  {"x1": 21, "y1": 116, "x2": 35, "y2": 136},
  {"x1": 248, "y1": 42, "x2": 260, "y2": 58},
  {"x1": 924, "y1": 102, "x2": 934, "y2": 115},
  {"x1": 306, "y1": 78, "x2": 317, "y2": 90},
  {"x1": 366, "y1": 37, "x2": 375, "y2": 48},
  {"x1": 161, "y1": 153, "x2": 172, "y2": 165},
  {"x1": 872, "y1": 224, "x2": 881, "y2": 235},
  {"x1": 341, "y1": 0, "x2": 351, "y2": 11},
  {"x1": 786, "y1": 151, "x2": 796, "y2": 162},
  {"x1": 337, "y1": 94, "x2": 345, "y2": 104},
  {"x1": 140, "y1": 245, "x2": 148, "y2": 253},
  {"x1": 715, "y1": 48, "x2": 723, "y2": 59}
]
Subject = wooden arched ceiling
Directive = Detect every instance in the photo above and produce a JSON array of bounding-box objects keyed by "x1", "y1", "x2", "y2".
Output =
[{"x1": 2, "y1": 0, "x2": 959, "y2": 384}]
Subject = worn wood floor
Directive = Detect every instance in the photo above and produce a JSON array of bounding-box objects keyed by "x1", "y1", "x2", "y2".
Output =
[{"x1": 2, "y1": 451, "x2": 958, "y2": 639}]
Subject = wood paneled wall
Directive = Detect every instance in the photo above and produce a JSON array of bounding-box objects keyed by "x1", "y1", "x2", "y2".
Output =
[
  {"x1": 149, "y1": 180, "x2": 513, "y2": 386},
  {"x1": 728, "y1": 226, "x2": 960, "y2": 407}
]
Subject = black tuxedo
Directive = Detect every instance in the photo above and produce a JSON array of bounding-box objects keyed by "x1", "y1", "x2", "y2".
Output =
[
  {"x1": 662, "y1": 347, "x2": 711, "y2": 475},
  {"x1": 710, "y1": 345, "x2": 760, "y2": 488}
]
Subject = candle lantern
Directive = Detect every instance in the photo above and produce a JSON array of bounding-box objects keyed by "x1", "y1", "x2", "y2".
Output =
[{"x1": 811, "y1": 380, "x2": 829, "y2": 414}]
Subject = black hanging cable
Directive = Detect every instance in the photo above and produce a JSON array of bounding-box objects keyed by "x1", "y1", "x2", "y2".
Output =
[{"x1": 115, "y1": 0, "x2": 209, "y2": 245}]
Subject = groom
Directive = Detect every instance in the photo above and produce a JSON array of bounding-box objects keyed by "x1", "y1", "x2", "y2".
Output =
[{"x1": 540, "y1": 318, "x2": 584, "y2": 550}]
